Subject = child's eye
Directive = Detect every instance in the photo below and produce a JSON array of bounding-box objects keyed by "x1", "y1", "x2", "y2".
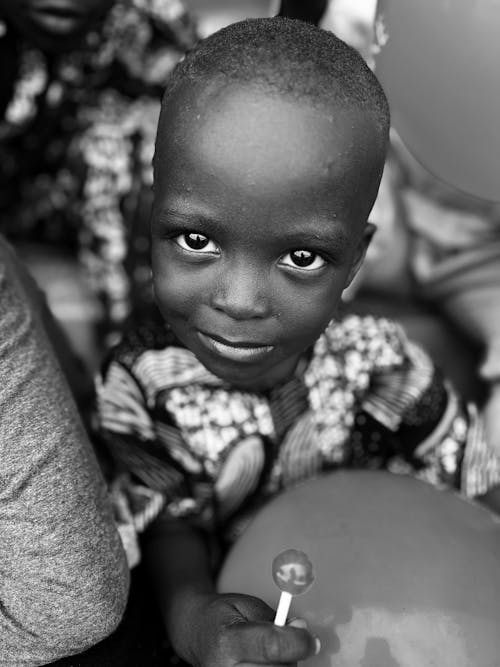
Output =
[
  {"x1": 174, "y1": 232, "x2": 219, "y2": 254},
  {"x1": 280, "y1": 250, "x2": 326, "y2": 271}
]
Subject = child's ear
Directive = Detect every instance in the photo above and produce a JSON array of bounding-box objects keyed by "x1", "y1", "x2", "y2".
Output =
[{"x1": 344, "y1": 223, "x2": 376, "y2": 288}]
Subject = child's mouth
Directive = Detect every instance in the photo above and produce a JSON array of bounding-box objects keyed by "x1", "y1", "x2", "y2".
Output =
[
  {"x1": 27, "y1": 3, "x2": 86, "y2": 35},
  {"x1": 197, "y1": 332, "x2": 274, "y2": 363}
]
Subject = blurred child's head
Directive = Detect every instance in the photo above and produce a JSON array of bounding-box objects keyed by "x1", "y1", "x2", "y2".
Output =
[
  {"x1": 151, "y1": 17, "x2": 390, "y2": 392},
  {"x1": 1, "y1": 0, "x2": 114, "y2": 52}
]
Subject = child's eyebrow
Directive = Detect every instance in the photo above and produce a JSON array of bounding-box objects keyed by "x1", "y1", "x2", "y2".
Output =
[
  {"x1": 155, "y1": 208, "x2": 352, "y2": 251},
  {"x1": 280, "y1": 227, "x2": 351, "y2": 252},
  {"x1": 154, "y1": 208, "x2": 221, "y2": 231}
]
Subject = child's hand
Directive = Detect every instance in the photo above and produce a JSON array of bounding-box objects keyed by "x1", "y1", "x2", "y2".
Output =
[{"x1": 181, "y1": 591, "x2": 319, "y2": 666}]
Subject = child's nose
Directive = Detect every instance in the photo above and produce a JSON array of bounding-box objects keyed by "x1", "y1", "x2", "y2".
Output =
[{"x1": 210, "y1": 261, "x2": 269, "y2": 321}]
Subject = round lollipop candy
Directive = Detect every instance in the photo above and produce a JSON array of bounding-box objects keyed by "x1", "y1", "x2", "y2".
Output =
[{"x1": 272, "y1": 548, "x2": 315, "y2": 626}]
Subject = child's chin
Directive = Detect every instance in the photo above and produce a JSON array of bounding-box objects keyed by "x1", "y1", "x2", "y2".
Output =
[{"x1": 198, "y1": 352, "x2": 273, "y2": 391}]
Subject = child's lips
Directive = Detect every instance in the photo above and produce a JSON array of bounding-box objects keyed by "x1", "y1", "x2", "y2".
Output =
[
  {"x1": 197, "y1": 331, "x2": 275, "y2": 363},
  {"x1": 27, "y1": 3, "x2": 86, "y2": 34}
]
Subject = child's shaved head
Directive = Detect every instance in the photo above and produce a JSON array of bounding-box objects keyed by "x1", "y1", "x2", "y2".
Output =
[
  {"x1": 155, "y1": 17, "x2": 390, "y2": 214},
  {"x1": 159, "y1": 17, "x2": 389, "y2": 148}
]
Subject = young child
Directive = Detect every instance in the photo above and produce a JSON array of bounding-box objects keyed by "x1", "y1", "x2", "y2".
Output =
[{"x1": 96, "y1": 17, "x2": 500, "y2": 666}]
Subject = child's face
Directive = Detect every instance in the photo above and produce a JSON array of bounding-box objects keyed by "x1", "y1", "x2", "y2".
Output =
[
  {"x1": 152, "y1": 83, "x2": 380, "y2": 391},
  {"x1": 1, "y1": 0, "x2": 114, "y2": 52}
]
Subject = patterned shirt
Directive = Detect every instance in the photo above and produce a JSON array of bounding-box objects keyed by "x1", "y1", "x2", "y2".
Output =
[{"x1": 96, "y1": 314, "x2": 500, "y2": 559}]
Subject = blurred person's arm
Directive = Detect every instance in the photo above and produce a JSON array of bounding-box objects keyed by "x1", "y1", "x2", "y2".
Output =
[
  {"x1": 363, "y1": 330, "x2": 500, "y2": 512},
  {"x1": 0, "y1": 236, "x2": 129, "y2": 666}
]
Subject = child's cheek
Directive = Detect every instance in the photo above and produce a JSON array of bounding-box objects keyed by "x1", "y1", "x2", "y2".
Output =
[{"x1": 153, "y1": 264, "x2": 206, "y2": 321}]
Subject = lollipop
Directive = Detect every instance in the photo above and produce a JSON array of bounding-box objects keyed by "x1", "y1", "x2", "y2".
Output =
[{"x1": 272, "y1": 548, "x2": 315, "y2": 626}]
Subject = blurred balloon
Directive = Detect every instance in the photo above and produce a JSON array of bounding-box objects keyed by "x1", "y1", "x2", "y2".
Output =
[
  {"x1": 373, "y1": 0, "x2": 500, "y2": 202},
  {"x1": 218, "y1": 471, "x2": 500, "y2": 666}
]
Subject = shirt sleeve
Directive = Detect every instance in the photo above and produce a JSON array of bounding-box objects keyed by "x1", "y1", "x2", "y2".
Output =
[
  {"x1": 360, "y1": 338, "x2": 500, "y2": 497},
  {"x1": 96, "y1": 356, "x2": 205, "y2": 557},
  {"x1": 0, "y1": 237, "x2": 129, "y2": 666}
]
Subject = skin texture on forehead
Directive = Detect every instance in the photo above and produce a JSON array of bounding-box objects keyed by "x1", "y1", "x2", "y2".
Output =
[{"x1": 155, "y1": 80, "x2": 385, "y2": 229}]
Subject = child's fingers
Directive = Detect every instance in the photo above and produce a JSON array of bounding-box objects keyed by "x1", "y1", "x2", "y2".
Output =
[
  {"x1": 287, "y1": 617, "x2": 308, "y2": 630},
  {"x1": 222, "y1": 621, "x2": 320, "y2": 664}
]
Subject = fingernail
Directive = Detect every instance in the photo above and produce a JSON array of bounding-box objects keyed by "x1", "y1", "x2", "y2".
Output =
[
  {"x1": 314, "y1": 637, "x2": 321, "y2": 655},
  {"x1": 288, "y1": 618, "x2": 308, "y2": 630}
]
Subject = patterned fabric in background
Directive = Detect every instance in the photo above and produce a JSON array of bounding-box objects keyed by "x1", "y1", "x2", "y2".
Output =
[
  {"x1": 0, "y1": 0, "x2": 199, "y2": 338},
  {"x1": 96, "y1": 314, "x2": 500, "y2": 565}
]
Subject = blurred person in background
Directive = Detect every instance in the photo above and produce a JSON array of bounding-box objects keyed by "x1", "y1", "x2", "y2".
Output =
[
  {"x1": 0, "y1": 0, "x2": 198, "y2": 351},
  {"x1": 390, "y1": 135, "x2": 500, "y2": 456}
]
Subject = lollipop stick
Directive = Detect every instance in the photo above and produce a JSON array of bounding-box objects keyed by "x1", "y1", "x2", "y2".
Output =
[{"x1": 274, "y1": 591, "x2": 293, "y2": 626}]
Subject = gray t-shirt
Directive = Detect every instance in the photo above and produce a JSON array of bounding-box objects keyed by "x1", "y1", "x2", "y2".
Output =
[{"x1": 0, "y1": 237, "x2": 129, "y2": 665}]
